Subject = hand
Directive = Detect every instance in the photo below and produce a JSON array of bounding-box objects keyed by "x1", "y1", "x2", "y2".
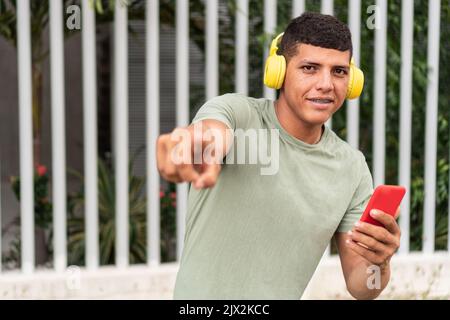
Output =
[
  {"x1": 346, "y1": 207, "x2": 401, "y2": 271},
  {"x1": 156, "y1": 124, "x2": 222, "y2": 189}
]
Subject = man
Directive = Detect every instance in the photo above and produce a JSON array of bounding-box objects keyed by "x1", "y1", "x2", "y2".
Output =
[{"x1": 157, "y1": 12, "x2": 401, "y2": 299}]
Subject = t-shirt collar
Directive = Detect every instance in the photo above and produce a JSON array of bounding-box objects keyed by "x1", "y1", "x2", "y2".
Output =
[{"x1": 267, "y1": 99, "x2": 330, "y2": 149}]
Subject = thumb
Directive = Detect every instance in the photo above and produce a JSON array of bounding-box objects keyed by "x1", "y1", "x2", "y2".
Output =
[
  {"x1": 193, "y1": 163, "x2": 221, "y2": 189},
  {"x1": 394, "y1": 206, "x2": 401, "y2": 220}
]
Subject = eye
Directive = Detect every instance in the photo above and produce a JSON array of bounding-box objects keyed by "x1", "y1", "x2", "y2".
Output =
[
  {"x1": 301, "y1": 65, "x2": 316, "y2": 72},
  {"x1": 334, "y1": 68, "x2": 348, "y2": 76}
]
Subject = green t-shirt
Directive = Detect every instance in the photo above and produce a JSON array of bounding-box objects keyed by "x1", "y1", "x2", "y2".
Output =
[{"x1": 173, "y1": 93, "x2": 374, "y2": 299}]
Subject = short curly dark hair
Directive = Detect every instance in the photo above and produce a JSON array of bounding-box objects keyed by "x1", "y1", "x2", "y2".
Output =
[{"x1": 279, "y1": 12, "x2": 353, "y2": 62}]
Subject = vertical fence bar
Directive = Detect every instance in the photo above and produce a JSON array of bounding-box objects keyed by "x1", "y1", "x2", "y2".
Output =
[
  {"x1": 147, "y1": 0, "x2": 161, "y2": 266},
  {"x1": 82, "y1": 0, "x2": 99, "y2": 270},
  {"x1": 0, "y1": 157, "x2": 2, "y2": 272},
  {"x1": 176, "y1": 0, "x2": 189, "y2": 261},
  {"x1": 342, "y1": 0, "x2": 362, "y2": 257},
  {"x1": 292, "y1": 0, "x2": 305, "y2": 18},
  {"x1": 206, "y1": 0, "x2": 218, "y2": 99},
  {"x1": 321, "y1": 0, "x2": 334, "y2": 15},
  {"x1": 235, "y1": 0, "x2": 249, "y2": 95},
  {"x1": 50, "y1": 0, "x2": 67, "y2": 272},
  {"x1": 423, "y1": 0, "x2": 441, "y2": 254},
  {"x1": 17, "y1": 0, "x2": 34, "y2": 274},
  {"x1": 373, "y1": 0, "x2": 387, "y2": 186},
  {"x1": 398, "y1": 0, "x2": 414, "y2": 254},
  {"x1": 114, "y1": 0, "x2": 129, "y2": 268},
  {"x1": 321, "y1": 0, "x2": 334, "y2": 130},
  {"x1": 263, "y1": 0, "x2": 277, "y2": 100},
  {"x1": 347, "y1": 0, "x2": 361, "y2": 149}
]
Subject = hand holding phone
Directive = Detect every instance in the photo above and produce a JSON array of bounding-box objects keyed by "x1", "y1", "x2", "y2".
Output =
[{"x1": 359, "y1": 185, "x2": 406, "y2": 227}]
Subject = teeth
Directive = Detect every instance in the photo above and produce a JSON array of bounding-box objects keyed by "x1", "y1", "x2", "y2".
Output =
[{"x1": 310, "y1": 99, "x2": 332, "y2": 104}]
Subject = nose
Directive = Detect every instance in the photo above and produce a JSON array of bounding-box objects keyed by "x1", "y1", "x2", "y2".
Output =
[{"x1": 315, "y1": 70, "x2": 334, "y2": 92}]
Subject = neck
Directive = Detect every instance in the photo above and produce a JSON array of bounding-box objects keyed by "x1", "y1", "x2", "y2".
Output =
[{"x1": 274, "y1": 99, "x2": 324, "y2": 145}]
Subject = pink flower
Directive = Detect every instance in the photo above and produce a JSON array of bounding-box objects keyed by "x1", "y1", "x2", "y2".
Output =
[
  {"x1": 171, "y1": 201, "x2": 177, "y2": 207},
  {"x1": 36, "y1": 165, "x2": 47, "y2": 177},
  {"x1": 170, "y1": 192, "x2": 176, "y2": 200},
  {"x1": 160, "y1": 191, "x2": 164, "y2": 198}
]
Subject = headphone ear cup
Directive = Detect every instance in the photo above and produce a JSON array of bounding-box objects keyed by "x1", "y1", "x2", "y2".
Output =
[
  {"x1": 346, "y1": 64, "x2": 364, "y2": 100},
  {"x1": 264, "y1": 55, "x2": 286, "y2": 89}
]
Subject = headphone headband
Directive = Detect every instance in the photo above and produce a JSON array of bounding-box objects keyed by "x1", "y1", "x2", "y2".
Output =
[{"x1": 270, "y1": 32, "x2": 284, "y2": 55}]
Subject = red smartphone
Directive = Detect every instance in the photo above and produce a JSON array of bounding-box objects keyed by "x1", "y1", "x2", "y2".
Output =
[{"x1": 359, "y1": 185, "x2": 406, "y2": 227}]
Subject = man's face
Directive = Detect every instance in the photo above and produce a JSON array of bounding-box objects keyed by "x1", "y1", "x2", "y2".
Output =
[{"x1": 281, "y1": 44, "x2": 351, "y2": 126}]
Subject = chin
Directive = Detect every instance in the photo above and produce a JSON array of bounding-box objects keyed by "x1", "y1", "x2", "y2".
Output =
[{"x1": 303, "y1": 114, "x2": 330, "y2": 126}]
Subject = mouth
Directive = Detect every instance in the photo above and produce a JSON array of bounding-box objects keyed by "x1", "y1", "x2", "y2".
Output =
[{"x1": 306, "y1": 97, "x2": 334, "y2": 110}]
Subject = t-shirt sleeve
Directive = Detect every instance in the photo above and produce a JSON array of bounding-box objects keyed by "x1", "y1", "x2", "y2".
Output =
[
  {"x1": 191, "y1": 93, "x2": 252, "y2": 130},
  {"x1": 336, "y1": 152, "x2": 374, "y2": 233}
]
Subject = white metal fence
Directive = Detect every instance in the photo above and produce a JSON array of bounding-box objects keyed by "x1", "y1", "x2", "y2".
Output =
[{"x1": 0, "y1": 0, "x2": 447, "y2": 278}]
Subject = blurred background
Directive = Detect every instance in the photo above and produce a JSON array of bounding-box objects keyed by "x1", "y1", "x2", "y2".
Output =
[{"x1": 0, "y1": 0, "x2": 448, "y2": 299}]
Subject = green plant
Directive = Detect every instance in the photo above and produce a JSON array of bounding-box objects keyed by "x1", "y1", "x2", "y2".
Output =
[
  {"x1": 3, "y1": 150, "x2": 178, "y2": 268},
  {"x1": 2, "y1": 0, "x2": 448, "y2": 267},
  {"x1": 0, "y1": 0, "x2": 79, "y2": 166},
  {"x1": 204, "y1": 0, "x2": 449, "y2": 251},
  {"x1": 0, "y1": 0, "x2": 144, "y2": 167},
  {"x1": 4, "y1": 164, "x2": 54, "y2": 268},
  {"x1": 160, "y1": 184, "x2": 177, "y2": 262},
  {"x1": 67, "y1": 149, "x2": 147, "y2": 265},
  {"x1": 66, "y1": 147, "x2": 178, "y2": 265},
  {"x1": 10, "y1": 164, "x2": 52, "y2": 229}
]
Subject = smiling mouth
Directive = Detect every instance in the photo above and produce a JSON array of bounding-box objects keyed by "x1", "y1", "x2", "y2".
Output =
[
  {"x1": 307, "y1": 98, "x2": 334, "y2": 104},
  {"x1": 306, "y1": 98, "x2": 334, "y2": 111}
]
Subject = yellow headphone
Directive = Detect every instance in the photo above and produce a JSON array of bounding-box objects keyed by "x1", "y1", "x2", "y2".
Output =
[{"x1": 263, "y1": 33, "x2": 364, "y2": 100}]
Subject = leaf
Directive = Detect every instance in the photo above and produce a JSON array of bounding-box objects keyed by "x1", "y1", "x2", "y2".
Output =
[{"x1": 95, "y1": 0, "x2": 104, "y2": 14}]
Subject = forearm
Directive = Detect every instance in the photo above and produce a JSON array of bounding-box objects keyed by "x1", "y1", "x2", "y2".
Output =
[{"x1": 346, "y1": 260, "x2": 391, "y2": 300}]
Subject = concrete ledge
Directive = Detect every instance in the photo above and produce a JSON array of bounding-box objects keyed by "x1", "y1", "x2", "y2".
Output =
[
  {"x1": 0, "y1": 263, "x2": 179, "y2": 299},
  {"x1": 302, "y1": 252, "x2": 450, "y2": 299},
  {"x1": 1, "y1": 253, "x2": 450, "y2": 299}
]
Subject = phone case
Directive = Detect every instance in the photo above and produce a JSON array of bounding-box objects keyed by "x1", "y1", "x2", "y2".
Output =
[{"x1": 359, "y1": 185, "x2": 406, "y2": 227}]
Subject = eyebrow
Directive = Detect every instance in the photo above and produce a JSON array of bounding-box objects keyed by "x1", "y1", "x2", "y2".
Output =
[{"x1": 300, "y1": 59, "x2": 349, "y2": 69}]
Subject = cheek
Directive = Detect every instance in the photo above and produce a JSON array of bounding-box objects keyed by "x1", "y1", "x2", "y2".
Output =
[
  {"x1": 334, "y1": 81, "x2": 348, "y2": 100},
  {"x1": 291, "y1": 80, "x2": 314, "y2": 99},
  {"x1": 286, "y1": 70, "x2": 312, "y2": 91}
]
